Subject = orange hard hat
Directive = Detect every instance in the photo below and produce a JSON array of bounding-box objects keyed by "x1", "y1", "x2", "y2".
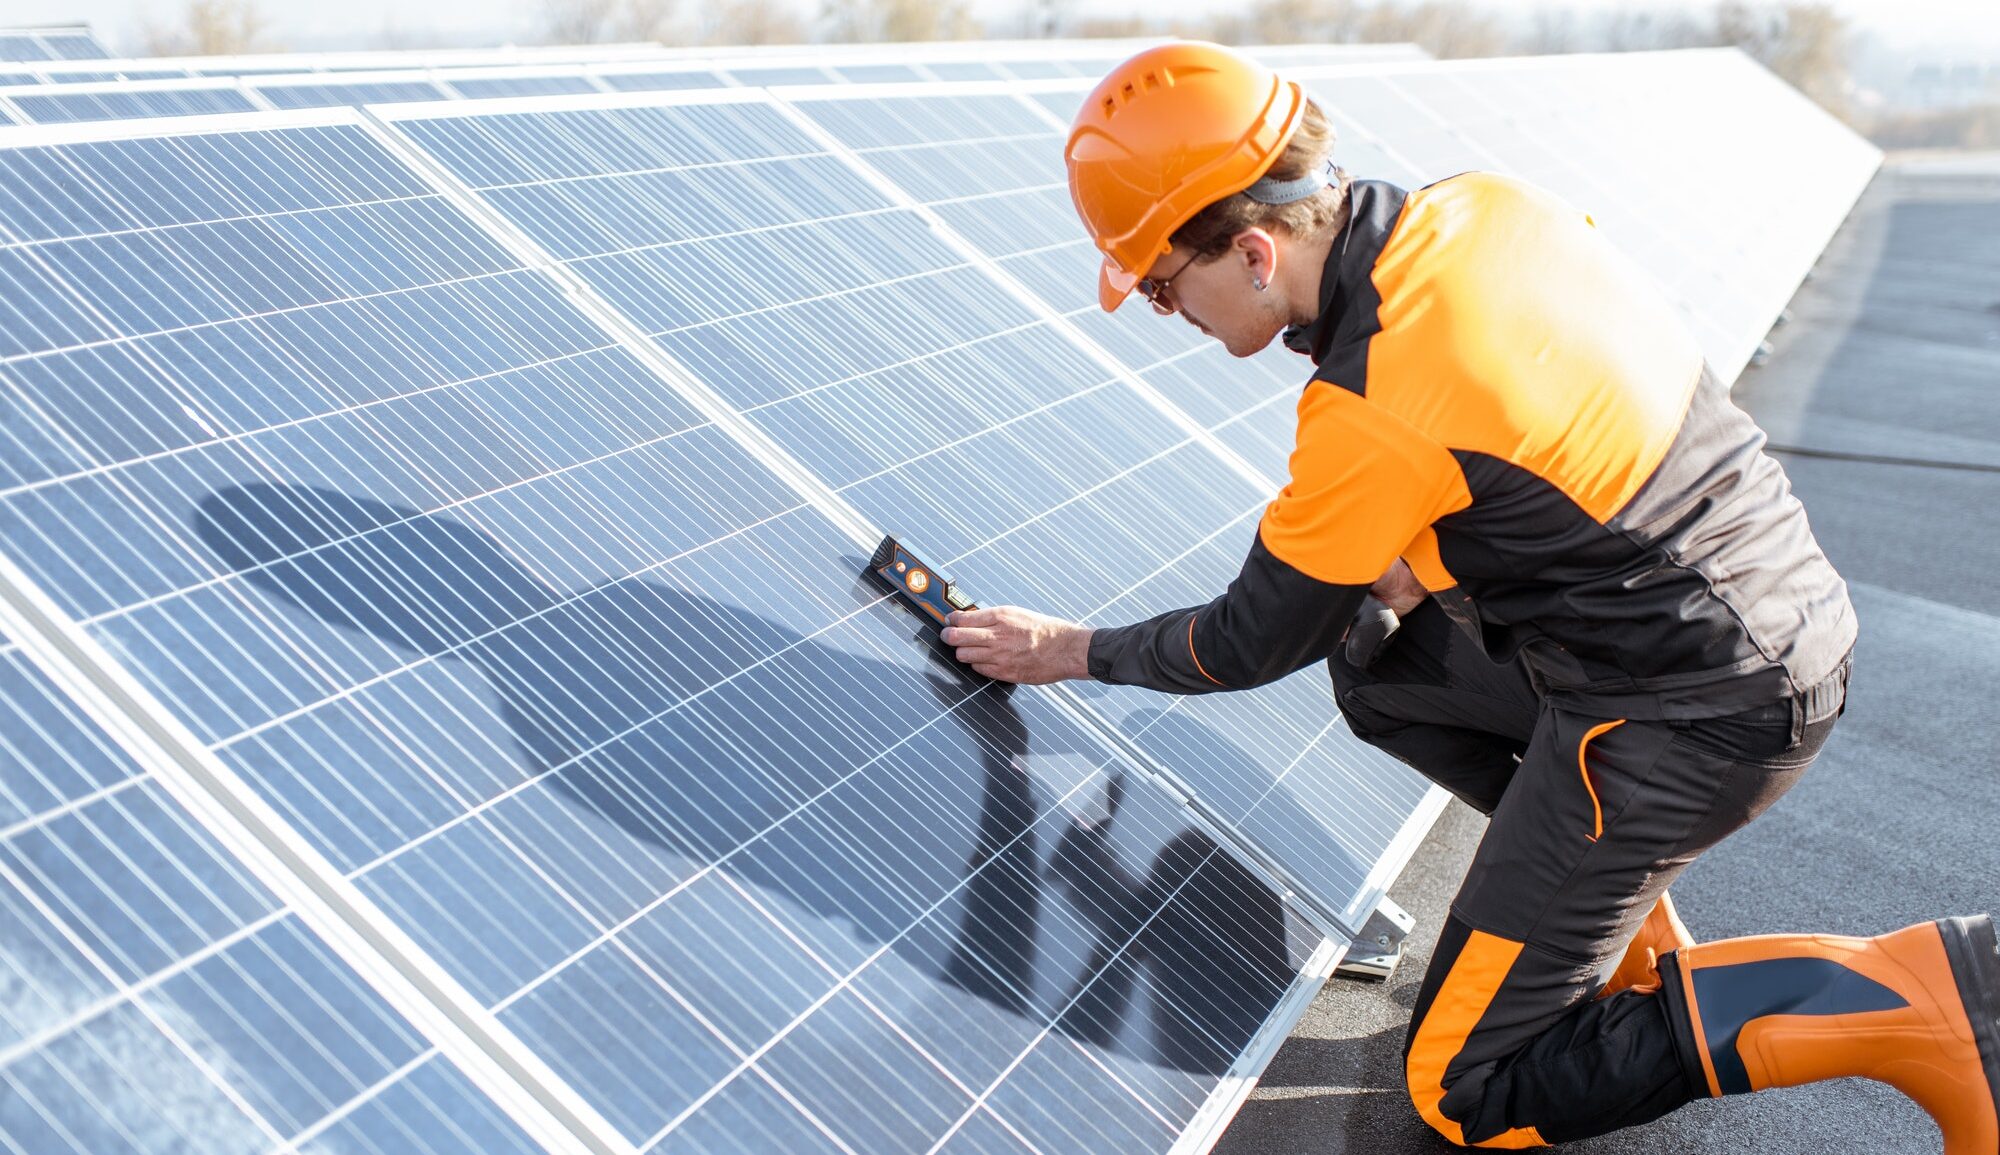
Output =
[{"x1": 1065, "y1": 41, "x2": 1307, "y2": 312}]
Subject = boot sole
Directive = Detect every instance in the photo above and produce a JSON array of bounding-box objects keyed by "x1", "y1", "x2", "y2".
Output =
[{"x1": 1938, "y1": 914, "x2": 2000, "y2": 1124}]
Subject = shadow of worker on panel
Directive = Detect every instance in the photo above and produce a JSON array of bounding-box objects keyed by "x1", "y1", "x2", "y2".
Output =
[{"x1": 196, "y1": 482, "x2": 1294, "y2": 1075}]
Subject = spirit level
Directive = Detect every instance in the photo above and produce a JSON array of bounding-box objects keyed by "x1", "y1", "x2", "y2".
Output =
[{"x1": 867, "y1": 535, "x2": 977, "y2": 632}]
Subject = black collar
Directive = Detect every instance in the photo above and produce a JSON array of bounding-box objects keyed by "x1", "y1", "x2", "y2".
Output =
[{"x1": 1280, "y1": 180, "x2": 1405, "y2": 365}]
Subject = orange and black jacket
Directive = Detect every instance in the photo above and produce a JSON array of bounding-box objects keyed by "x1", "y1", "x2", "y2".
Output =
[{"x1": 1087, "y1": 173, "x2": 1855, "y2": 720}]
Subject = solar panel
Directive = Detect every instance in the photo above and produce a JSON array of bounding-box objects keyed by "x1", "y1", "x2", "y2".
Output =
[
  {"x1": 0, "y1": 107, "x2": 1338, "y2": 1154},
  {"x1": 445, "y1": 74, "x2": 604, "y2": 100},
  {"x1": 0, "y1": 614, "x2": 555, "y2": 1154},
  {"x1": 5, "y1": 81, "x2": 260, "y2": 124},
  {"x1": 0, "y1": 27, "x2": 113, "y2": 64},
  {"x1": 254, "y1": 77, "x2": 454, "y2": 110}
]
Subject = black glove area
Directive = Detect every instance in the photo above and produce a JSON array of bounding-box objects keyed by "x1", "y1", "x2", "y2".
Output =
[{"x1": 1343, "y1": 596, "x2": 1402, "y2": 668}]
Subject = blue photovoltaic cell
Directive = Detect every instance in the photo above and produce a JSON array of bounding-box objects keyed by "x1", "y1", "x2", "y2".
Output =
[
  {"x1": 0, "y1": 72, "x2": 36, "y2": 87},
  {"x1": 926, "y1": 62, "x2": 1008, "y2": 82},
  {"x1": 0, "y1": 115, "x2": 1321, "y2": 1153},
  {"x1": 41, "y1": 32, "x2": 113, "y2": 61},
  {"x1": 0, "y1": 627, "x2": 543, "y2": 1155},
  {"x1": 254, "y1": 80, "x2": 453, "y2": 109},
  {"x1": 721, "y1": 66, "x2": 838, "y2": 87},
  {"x1": 10, "y1": 86, "x2": 259, "y2": 124},
  {"x1": 831, "y1": 64, "x2": 929, "y2": 84},
  {"x1": 595, "y1": 70, "x2": 732, "y2": 92},
  {"x1": 447, "y1": 74, "x2": 602, "y2": 99},
  {"x1": 0, "y1": 35, "x2": 49, "y2": 62},
  {"x1": 47, "y1": 69, "x2": 195, "y2": 83},
  {"x1": 781, "y1": 89, "x2": 1431, "y2": 923}
]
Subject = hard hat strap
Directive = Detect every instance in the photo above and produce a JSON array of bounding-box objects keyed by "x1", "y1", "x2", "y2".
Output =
[{"x1": 1243, "y1": 155, "x2": 1340, "y2": 205}]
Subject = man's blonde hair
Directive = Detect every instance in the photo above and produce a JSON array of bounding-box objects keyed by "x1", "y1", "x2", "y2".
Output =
[{"x1": 1170, "y1": 99, "x2": 1352, "y2": 261}]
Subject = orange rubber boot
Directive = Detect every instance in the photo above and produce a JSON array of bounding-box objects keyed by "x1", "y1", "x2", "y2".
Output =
[
  {"x1": 1601, "y1": 891, "x2": 1696, "y2": 998},
  {"x1": 1670, "y1": 914, "x2": 2000, "y2": 1155}
]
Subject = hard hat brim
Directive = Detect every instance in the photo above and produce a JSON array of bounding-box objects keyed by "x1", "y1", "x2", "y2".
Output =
[{"x1": 1099, "y1": 256, "x2": 1139, "y2": 313}]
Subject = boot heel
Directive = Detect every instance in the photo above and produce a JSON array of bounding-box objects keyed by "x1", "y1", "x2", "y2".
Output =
[{"x1": 1938, "y1": 914, "x2": 2000, "y2": 1114}]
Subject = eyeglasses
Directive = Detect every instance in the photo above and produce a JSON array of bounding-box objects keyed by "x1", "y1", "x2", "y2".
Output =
[{"x1": 1136, "y1": 250, "x2": 1200, "y2": 316}]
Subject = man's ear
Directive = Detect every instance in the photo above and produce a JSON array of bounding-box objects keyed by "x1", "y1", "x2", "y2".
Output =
[{"x1": 1234, "y1": 227, "x2": 1279, "y2": 285}]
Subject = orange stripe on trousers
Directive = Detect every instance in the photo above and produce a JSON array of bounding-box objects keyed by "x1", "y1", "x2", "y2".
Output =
[{"x1": 1405, "y1": 929, "x2": 1549, "y2": 1148}]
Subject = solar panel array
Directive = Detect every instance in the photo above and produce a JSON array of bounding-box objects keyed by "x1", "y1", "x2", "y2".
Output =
[
  {"x1": 0, "y1": 44, "x2": 1428, "y2": 125},
  {"x1": 0, "y1": 45, "x2": 1878, "y2": 1155}
]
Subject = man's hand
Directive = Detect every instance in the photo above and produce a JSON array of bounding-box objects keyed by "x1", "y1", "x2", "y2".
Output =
[
  {"x1": 1370, "y1": 558, "x2": 1428, "y2": 615},
  {"x1": 940, "y1": 606, "x2": 1092, "y2": 684}
]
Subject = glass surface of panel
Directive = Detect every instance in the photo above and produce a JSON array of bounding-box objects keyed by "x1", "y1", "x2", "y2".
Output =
[
  {"x1": 42, "y1": 31, "x2": 114, "y2": 61},
  {"x1": 0, "y1": 628, "x2": 543, "y2": 1154},
  {"x1": 254, "y1": 79, "x2": 453, "y2": 109},
  {"x1": 0, "y1": 33, "x2": 50, "y2": 62},
  {"x1": 448, "y1": 75, "x2": 603, "y2": 99},
  {"x1": 11, "y1": 86, "x2": 259, "y2": 124},
  {"x1": 0, "y1": 116, "x2": 1323, "y2": 1153}
]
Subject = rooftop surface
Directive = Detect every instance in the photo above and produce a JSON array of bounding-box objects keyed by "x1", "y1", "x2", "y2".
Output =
[{"x1": 1216, "y1": 152, "x2": 2000, "y2": 1155}]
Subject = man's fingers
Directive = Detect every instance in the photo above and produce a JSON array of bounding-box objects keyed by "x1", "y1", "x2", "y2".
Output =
[
  {"x1": 948, "y1": 607, "x2": 1002, "y2": 628},
  {"x1": 939, "y1": 625, "x2": 997, "y2": 647},
  {"x1": 954, "y1": 646, "x2": 994, "y2": 666}
]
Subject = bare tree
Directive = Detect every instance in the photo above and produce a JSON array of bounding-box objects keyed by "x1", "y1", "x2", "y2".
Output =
[
  {"x1": 142, "y1": 0, "x2": 268, "y2": 55},
  {"x1": 1520, "y1": 6, "x2": 1581, "y2": 55},
  {"x1": 1358, "y1": 2, "x2": 1507, "y2": 59},
  {"x1": 702, "y1": 0, "x2": 809, "y2": 45},
  {"x1": 539, "y1": 0, "x2": 681, "y2": 44},
  {"x1": 539, "y1": 0, "x2": 619, "y2": 43},
  {"x1": 821, "y1": 0, "x2": 978, "y2": 42},
  {"x1": 611, "y1": 0, "x2": 681, "y2": 41},
  {"x1": 1708, "y1": 2, "x2": 1853, "y2": 119},
  {"x1": 1594, "y1": 8, "x2": 1712, "y2": 52}
]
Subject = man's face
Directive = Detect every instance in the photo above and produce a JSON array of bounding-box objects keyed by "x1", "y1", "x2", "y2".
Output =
[{"x1": 1141, "y1": 236, "x2": 1289, "y2": 359}]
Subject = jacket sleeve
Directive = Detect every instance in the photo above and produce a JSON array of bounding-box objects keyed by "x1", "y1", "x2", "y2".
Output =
[
  {"x1": 1086, "y1": 378, "x2": 1467, "y2": 695},
  {"x1": 1085, "y1": 530, "x2": 1369, "y2": 694}
]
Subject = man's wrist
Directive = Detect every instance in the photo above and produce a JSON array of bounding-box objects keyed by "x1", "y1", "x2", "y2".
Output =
[{"x1": 1071, "y1": 625, "x2": 1096, "y2": 681}]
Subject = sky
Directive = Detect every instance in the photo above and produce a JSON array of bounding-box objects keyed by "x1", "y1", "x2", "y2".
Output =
[{"x1": 13, "y1": 0, "x2": 2000, "y2": 59}]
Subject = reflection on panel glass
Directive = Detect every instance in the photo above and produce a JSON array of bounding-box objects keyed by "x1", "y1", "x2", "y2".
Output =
[
  {"x1": 0, "y1": 628, "x2": 542, "y2": 1154},
  {"x1": 0, "y1": 118, "x2": 1321, "y2": 1152}
]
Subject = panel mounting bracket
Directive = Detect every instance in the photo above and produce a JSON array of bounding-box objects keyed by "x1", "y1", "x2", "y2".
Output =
[{"x1": 1333, "y1": 896, "x2": 1416, "y2": 982}]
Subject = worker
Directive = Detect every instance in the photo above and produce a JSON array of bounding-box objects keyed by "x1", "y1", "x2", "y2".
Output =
[{"x1": 937, "y1": 41, "x2": 1999, "y2": 1150}]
